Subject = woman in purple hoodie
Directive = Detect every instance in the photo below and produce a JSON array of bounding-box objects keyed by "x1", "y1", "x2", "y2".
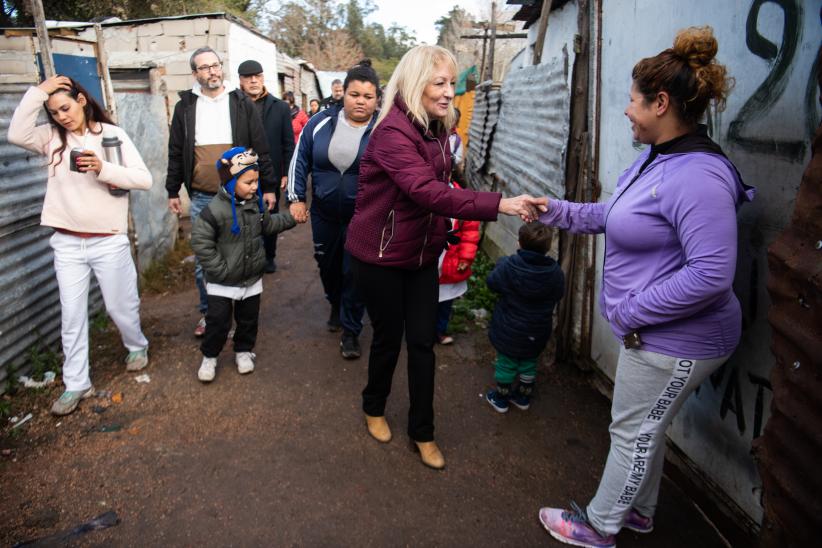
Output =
[
  {"x1": 537, "y1": 27, "x2": 754, "y2": 548},
  {"x1": 346, "y1": 45, "x2": 546, "y2": 470}
]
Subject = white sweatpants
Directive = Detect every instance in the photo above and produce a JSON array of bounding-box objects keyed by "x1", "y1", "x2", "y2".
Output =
[
  {"x1": 586, "y1": 347, "x2": 730, "y2": 535},
  {"x1": 50, "y1": 232, "x2": 148, "y2": 391}
]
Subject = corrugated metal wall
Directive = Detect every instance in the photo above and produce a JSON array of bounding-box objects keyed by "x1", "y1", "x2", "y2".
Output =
[
  {"x1": 0, "y1": 86, "x2": 102, "y2": 390},
  {"x1": 755, "y1": 63, "x2": 822, "y2": 546},
  {"x1": 465, "y1": 56, "x2": 572, "y2": 258},
  {"x1": 466, "y1": 82, "x2": 502, "y2": 186},
  {"x1": 488, "y1": 57, "x2": 569, "y2": 199}
]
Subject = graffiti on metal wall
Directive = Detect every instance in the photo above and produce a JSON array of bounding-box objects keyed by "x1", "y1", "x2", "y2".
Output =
[
  {"x1": 727, "y1": 0, "x2": 819, "y2": 163},
  {"x1": 696, "y1": 361, "x2": 774, "y2": 440}
]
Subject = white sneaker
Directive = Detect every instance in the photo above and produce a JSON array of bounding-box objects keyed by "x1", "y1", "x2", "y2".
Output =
[
  {"x1": 236, "y1": 352, "x2": 255, "y2": 374},
  {"x1": 198, "y1": 356, "x2": 217, "y2": 382}
]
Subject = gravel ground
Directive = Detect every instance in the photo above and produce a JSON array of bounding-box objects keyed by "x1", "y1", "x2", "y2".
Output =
[{"x1": 0, "y1": 222, "x2": 726, "y2": 547}]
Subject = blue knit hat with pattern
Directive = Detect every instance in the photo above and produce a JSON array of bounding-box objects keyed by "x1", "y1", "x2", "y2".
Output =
[{"x1": 215, "y1": 147, "x2": 263, "y2": 235}]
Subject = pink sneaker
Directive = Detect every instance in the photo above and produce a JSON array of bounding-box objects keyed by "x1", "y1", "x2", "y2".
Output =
[
  {"x1": 538, "y1": 503, "x2": 616, "y2": 548},
  {"x1": 623, "y1": 508, "x2": 653, "y2": 533}
]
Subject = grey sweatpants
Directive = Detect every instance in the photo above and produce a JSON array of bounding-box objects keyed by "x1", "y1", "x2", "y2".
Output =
[{"x1": 587, "y1": 347, "x2": 729, "y2": 535}]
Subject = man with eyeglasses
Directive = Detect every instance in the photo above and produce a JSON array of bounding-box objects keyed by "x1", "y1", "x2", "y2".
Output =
[{"x1": 166, "y1": 46, "x2": 277, "y2": 337}]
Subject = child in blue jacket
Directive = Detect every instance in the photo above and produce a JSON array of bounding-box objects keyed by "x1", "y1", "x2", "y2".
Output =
[{"x1": 485, "y1": 222, "x2": 565, "y2": 412}]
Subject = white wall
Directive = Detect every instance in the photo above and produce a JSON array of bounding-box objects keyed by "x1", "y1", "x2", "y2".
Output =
[
  {"x1": 595, "y1": 0, "x2": 821, "y2": 523},
  {"x1": 525, "y1": 0, "x2": 579, "y2": 87},
  {"x1": 226, "y1": 23, "x2": 278, "y2": 92}
]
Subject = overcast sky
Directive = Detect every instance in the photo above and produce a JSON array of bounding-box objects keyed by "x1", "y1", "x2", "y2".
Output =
[{"x1": 367, "y1": 0, "x2": 499, "y2": 45}]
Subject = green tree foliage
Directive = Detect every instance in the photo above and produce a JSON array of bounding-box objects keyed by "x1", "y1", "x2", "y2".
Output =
[{"x1": 1, "y1": 0, "x2": 264, "y2": 27}]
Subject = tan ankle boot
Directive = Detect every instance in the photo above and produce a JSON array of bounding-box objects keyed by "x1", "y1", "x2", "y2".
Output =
[
  {"x1": 365, "y1": 415, "x2": 392, "y2": 443},
  {"x1": 412, "y1": 440, "x2": 445, "y2": 470}
]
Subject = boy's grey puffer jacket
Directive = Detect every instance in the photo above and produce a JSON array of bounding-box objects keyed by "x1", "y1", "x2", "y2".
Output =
[{"x1": 191, "y1": 188, "x2": 296, "y2": 286}]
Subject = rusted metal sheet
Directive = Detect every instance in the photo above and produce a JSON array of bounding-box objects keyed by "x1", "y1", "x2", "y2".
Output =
[
  {"x1": 488, "y1": 57, "x2": 569, "y2": 199},
  {"x1": 755, "y1": 71, "x2": 822, "y2": 546},
  {"x1": 0, "y1": 87, "x2": 102, "y2": 391}
]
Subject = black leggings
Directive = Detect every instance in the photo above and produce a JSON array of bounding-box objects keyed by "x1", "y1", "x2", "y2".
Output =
[{"x1": 351, "y1": 258, "x2": 439, "y2": 442}]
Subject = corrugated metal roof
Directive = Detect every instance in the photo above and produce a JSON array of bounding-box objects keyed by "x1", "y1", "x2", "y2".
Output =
[
  {"x1": 0, "y1": 89, "x2": 102, "y2": 390},
  {"x1": 755, "y1": 114, "x2": 822, "y2": 546},
  {"x1": 488, "y1": 58, "x2": 569, "y2": 199}
]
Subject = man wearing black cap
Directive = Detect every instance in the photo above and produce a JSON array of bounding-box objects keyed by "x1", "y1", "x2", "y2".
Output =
[{"x1": 237, "y1": 59, "x2": 295, "y2": 273}]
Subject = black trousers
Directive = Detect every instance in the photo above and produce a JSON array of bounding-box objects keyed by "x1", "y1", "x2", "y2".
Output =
[
  {"x1": 311, "y1": 213, "x2": 365, "y2": 335},
  {"x1": 352, "y1": 257, "x2": 439, "y2": 442},
  {"x1": 200, "y1": 294, "x2": 260, "y2": 357},
  {"x1": 263, "y1": 188, "x2": 280, "y2": 261}
]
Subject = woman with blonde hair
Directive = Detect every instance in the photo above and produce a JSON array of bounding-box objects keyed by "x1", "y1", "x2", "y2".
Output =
[
  {"x1": 345, "y1": 44, "x2": 546, "y2": 469},
  {"x1": 536, "y1": 27, "x2": 753, "y2": 547}
]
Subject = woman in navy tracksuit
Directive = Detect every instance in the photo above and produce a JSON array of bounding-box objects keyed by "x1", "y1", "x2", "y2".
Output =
[{"x1": 286, "y1": 60, "x2": 379, "y2": 359}]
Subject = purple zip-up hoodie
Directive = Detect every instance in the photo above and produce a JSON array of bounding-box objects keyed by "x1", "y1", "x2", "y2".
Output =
[{"x1": 540, "y1": 127, "x2": 755, "y2": 359}]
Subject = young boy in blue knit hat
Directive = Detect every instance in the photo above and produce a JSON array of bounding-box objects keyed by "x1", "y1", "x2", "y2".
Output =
[{"x1": 190, "y1": 147, "x2": 296, "y2": 382}]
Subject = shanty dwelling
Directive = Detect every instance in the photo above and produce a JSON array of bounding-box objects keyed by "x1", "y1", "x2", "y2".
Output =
[
  {"x1": 0, "y1": 30, "x2": 173, "y2": 391},
  {"x1": 71, "y1": 12, "x2": 282, "y2": 217},
  {"x1": 464, "y1": 0, "x2": 821, "y2": 545},
  {"x1": 298, "y1": 60, "x2": 322, "y2": 109}
]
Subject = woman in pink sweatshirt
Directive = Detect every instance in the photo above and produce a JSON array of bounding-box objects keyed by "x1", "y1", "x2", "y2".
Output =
[{"x1": 8, "y1": 75, "x2": 152, "y2": 416}]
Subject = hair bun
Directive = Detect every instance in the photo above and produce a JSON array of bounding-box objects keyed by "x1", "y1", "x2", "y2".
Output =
[
  {"x1": 673, "y1": 26, "x2": 718, "y2": 68},
  {"x1": 356, "y1": 58, "x2": 372, "y2": 68}
]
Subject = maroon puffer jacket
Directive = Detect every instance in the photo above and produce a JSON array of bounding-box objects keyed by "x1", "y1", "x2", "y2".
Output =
[{"x1": 346, "y1": 96, "x2": 501, "y2": 270}]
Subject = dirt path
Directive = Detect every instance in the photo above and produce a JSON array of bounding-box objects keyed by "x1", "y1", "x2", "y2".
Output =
[{"x1": 1, "y1": 223, "x2": 725, "y2": 546}]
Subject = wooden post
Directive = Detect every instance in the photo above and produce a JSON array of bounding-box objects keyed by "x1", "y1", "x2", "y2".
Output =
[
  {"x1": 94, "y1": 23, "x2": 118, "y2": 123},
  {"x1": 29, "y1": 0, "x2": 55, "y2": 78},
  {"x1": 486, "y1": 1, "x2": 497, "y2": 81},
  {"x1": 479, "y1": 26, "x2": 488, "y2": 82},
  {"x1": 532, "y1": 0, "x2": 554, "y2": 65}
]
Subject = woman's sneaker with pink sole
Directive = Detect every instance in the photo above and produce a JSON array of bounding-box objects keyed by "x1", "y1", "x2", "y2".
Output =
[
  {"x1": 538, "y1": 502, "x2": 616, "y2": 548},
  {"x1": 623, "y1": 508, "x2": 653, "y2": 533}
]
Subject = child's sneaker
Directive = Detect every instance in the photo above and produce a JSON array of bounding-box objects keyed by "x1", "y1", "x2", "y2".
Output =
[
  {"x1": 539, "y1": 502, "x2": 616, "y2": 548},
  {"x1": 511, "y1": 381, "x2": 534, "y2": 410},
  {"x1": 485, "y1": 389, "x2": 509, "y2": 413},
  {"x1": 236, "y1": 352, "x2": 255, "y2": 374},
  {"x1": 198, "y1": 356, "x2": 217, "y2": 382},
  {"x1": 623, "y1": 508, "x2": 653, "y2": 533}
]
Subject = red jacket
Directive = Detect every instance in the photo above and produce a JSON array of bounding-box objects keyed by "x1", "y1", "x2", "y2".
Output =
[
  {"x1": 346, "y1": 96, "x2": 500, "y2": 270},
  {"x1": 439, "y1": 183, "x2": 481, "y2": 284},
  {"x1": 291, "y1": 108, "x2": 308, "y2": 144}
]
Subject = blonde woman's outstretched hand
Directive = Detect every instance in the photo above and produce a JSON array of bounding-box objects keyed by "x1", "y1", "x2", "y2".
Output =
[{"x1": 498, "y1": 195, "x2": 548, "y2": 222}]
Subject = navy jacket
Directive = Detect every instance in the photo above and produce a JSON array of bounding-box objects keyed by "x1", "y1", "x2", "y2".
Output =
[
  {"x1": 487, "y1": 249, "x2": 565, "y2": 359},
  {"x1": 286, "y1": 105, "x2": 375, "y2": 222}
]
